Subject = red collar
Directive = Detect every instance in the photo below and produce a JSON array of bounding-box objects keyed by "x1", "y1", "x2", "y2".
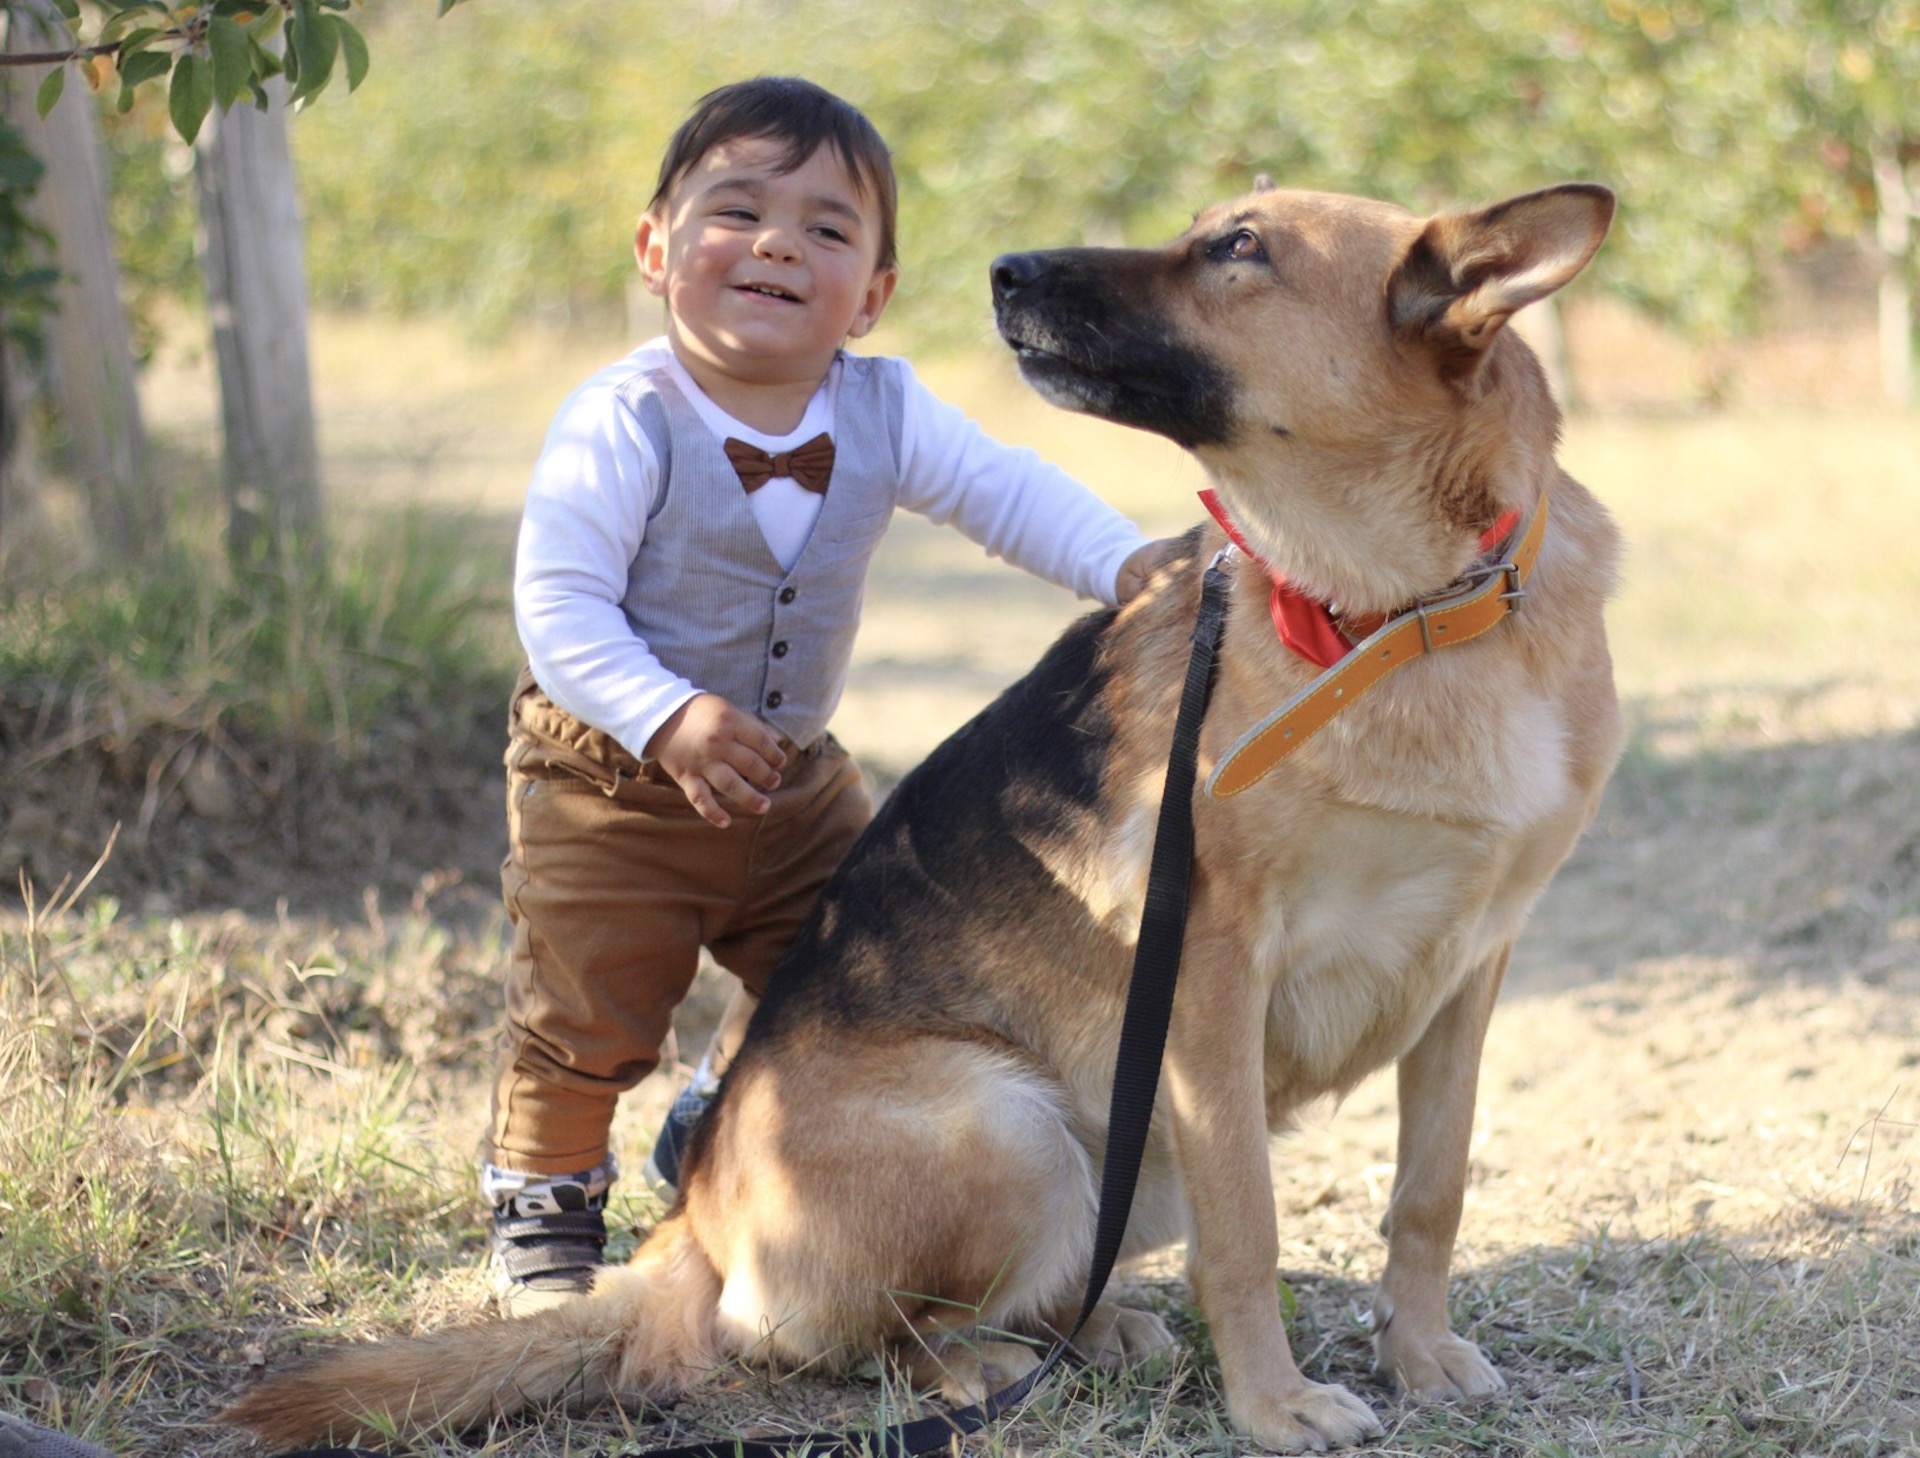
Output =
[{"x1": 1197, "y1": 489, "x2": 1521, "y2": 670}]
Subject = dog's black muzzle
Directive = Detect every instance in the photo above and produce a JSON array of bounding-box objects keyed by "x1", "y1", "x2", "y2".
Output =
[
  {"x1": 989, "y1": 248, "x2": 1236, "y2": 450},
  {"x1": 989, "y1": 251, "x2": 1052, "y2": 306}
]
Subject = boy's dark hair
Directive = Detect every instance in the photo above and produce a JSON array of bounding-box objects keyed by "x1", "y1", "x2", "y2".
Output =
[{"x1": 648, "y1": 77, "x2": 899, "y2": 271}]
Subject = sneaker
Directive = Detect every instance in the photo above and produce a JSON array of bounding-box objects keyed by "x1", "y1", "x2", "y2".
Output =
[
  {"x1": 483, "y1": 1159, "x2": 615, "y2": 1317},
  {"x1": 0, "y1": 1411, "x2": 113, "y2": 1458},
  {"x1": 642, "y1": 1048, "x2": 723, "y2": 1198}
]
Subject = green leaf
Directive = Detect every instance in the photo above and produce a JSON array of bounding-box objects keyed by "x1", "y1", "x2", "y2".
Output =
[
  {"x1": 169, "y1": 52, "x2": 216, "y2": 145},
  {"x1": 115, "y1": 26, "x2": 166, "y2": 59},
  {"x1": 117, "y1": 48, "x2": 172, "y2": 90},
  {"x1": 114, "y1": 46, "x2": 172, "y2": 118},
  {"x1": 0, "y1": 143, "x2": 45, "y2": 190},
  {"x1": 247, "y1": 8, "x2": 285, "y2": 43},
  {"x1": 99, "y1": 4, "x2": 169, "y2": 43},
  {"x1": 35, "y1": 66, "x2": 66, "y2": 120},
  {"x1": 249, "y1": 36, "x2": 285, "y2": 80},
  {"x1": 1275, "y1": 1276, "x2": 1299, "y2": 1326},
  {"x1": 208, "y1": 15, "x2": 254, "y2": 110},
  {"x1": 335, "y1": 16, "x2": 369, "y2": 92},
  {"x1": 289, "y1": 5, "x2": 339, "y2": 105},
  {"x1": 51, "y1": 0, "x2": 81, "y2": 19}
]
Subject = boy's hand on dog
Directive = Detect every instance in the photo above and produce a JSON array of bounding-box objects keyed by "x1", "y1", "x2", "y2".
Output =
[
  {"x1": 1116, "y1": 537, "x2": 1184, "y2": 605},
  {"x1": 647, "y1": 693, "x2": 787, "y2": 829}
]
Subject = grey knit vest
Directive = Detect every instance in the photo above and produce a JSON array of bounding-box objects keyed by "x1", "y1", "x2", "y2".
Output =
[{"x1": 617, "y1": 355, "x2": 905, "y2": 748}]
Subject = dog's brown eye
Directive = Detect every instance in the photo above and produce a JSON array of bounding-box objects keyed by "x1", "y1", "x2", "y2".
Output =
[{"x1": 1211, "y1": 229, "x2": 1267, "y2": 264}]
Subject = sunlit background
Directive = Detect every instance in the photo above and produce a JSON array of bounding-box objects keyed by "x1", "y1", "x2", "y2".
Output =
[
  {"x1": 2, "y1": 6, "x2": 1918, "y2": 1454},
  {"x1": 113, "y1": 0, "x2": 1920, "y2": 734}
]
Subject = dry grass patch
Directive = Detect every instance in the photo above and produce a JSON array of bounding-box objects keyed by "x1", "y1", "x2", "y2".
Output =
[
  {"x1": 5, "y1": 885, "x2": 1914, "y2": 1457},
  {"x1": 6, "y1": 692, "x2": 1918, "y2": 1457},
  {"x1": 4, "y1": 330, "x2": 1917, "y2": 1453}
]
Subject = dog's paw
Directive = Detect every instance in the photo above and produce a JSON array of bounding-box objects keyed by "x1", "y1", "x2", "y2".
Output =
[
  {"x1": 1375, "y1": 1327, "x2": 1506, "y2": 1401},
  {"x1": 1231, "y1": 1380, "x2": 1382, "y2": 1453},
  {"x1": 903, "y1": 1339, "x2": 1042, "y2": 1407},
  {"x1": 1069, "y1": 1303, "x2": 1176, "y2": 1370}
]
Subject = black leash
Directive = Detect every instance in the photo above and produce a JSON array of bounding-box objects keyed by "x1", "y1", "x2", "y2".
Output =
[{"x1": 276, "y1": 553, "x2": 1234, "y2": 1458}]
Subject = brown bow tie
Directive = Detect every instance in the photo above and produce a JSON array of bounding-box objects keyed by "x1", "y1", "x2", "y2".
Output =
[{"x1": 723, "y1": 433, "x2": 835, "y2": 494}]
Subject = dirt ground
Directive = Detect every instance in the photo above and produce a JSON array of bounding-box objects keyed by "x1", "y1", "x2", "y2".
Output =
[
  {"x1": 8, "y1": 505, "x2": 1917, "y2": 1224},
  {"x1": 6, "y1": 512, "x2": 1916, "y2": 1454},
  {"x1": 6, "y1": 315, "x2": 1919, "y2": 1452}
]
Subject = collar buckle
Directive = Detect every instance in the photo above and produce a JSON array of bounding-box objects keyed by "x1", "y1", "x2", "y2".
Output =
[
  {"x1": 1413, "y1": 599, "x2": 1438, "y2": 654},
  {"x1": 1453, "y1": 554, "x2": 1526, "y2": 610},
  {"x1": 1407, "y1": 551, "x2": 1524, "y2": 656}
]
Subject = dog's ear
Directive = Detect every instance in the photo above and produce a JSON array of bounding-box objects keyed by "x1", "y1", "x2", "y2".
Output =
[{"x1": 1387, "y1": 183, "x2": 1614, "y2": 381}]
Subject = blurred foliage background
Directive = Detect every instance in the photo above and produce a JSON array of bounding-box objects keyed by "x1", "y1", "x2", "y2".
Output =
[{"x1": 82, "y1": 0, "x2": 1918, "y2": 351}]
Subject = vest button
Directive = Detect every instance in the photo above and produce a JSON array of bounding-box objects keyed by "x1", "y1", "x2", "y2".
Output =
[
  {"x1": 778, "y1": 586, "x2": 797, "y2": 604},
  {"x1": 765, "y1": 691, "x2": 784, "y2": 709},
  {"x1": 771, "y1": 641, "x2": 789, "y2": 658}
]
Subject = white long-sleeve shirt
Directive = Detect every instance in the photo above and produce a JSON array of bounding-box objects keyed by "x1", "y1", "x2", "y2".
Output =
[{"x1": 515, "y1": 339, "x2": 1146, "y2": 760}]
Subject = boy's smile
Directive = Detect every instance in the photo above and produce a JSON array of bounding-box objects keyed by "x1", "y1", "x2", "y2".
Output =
[{"x1": 637, "y1": 138, "x2": 897, "y2": 432}]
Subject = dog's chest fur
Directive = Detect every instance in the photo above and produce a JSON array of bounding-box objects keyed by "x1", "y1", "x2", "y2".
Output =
[
  {"x1": 1237, "y1": 791, "x2": 1586, "y2": 1100},
  {"x1": 1054, "y1": 556, "x2": 1610, "y2": 1110},
  {"x1": 1227, "y1": 686, "x2": 1581, "y2": 1087}
]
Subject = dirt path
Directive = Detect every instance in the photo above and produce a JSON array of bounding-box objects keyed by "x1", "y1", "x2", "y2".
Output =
[
  {"x1": 9, "y1": 339, "x2": 1918, "y2": 1449},
  {"x1": 10, "y1": 492, "x2": 1917, "y2": 1271}
]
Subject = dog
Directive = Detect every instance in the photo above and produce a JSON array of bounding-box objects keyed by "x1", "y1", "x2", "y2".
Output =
[{"x1": 228, "y1": 179, "x2": 1622, "y2": 1454}]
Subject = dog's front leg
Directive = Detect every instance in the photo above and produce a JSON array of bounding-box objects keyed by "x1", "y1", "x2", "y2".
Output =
[
  {"x1": 1169, "y1": 935, "x2": 1382, "y2": 1452},
  {"x1": 1371, "y1": 947, "x2": 1510, "y2": 1401}
]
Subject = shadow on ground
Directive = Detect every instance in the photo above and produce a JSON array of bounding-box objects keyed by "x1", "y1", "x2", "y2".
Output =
[
  {"x1": 6, "y1": 672, "x2": 1917, "y2": 1006},
  {"x1": 1514, "y1": 699, "x2": 1920, "y2": 995}
]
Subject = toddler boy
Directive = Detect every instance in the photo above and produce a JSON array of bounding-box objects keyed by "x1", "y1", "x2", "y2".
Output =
[{"x1": 486, "y1": 76, "x2": 1167, "y2": 1314}]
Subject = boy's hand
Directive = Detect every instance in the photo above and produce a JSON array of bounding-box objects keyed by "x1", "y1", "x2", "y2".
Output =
[
  {"x1": 646, "y1": 694, "x2": 788, "y2": 829},
  {"x1": 1116, "y1": 537, "x2": 1185, "y2": 605}
]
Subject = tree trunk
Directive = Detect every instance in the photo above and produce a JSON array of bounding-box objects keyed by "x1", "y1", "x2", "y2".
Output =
[
  {"x1": 194, "y1": 78, "x2": 323, "y2": 564},
  {"x1": 0, "y1": 334, "x2": 32, "y2": 567},
  {"x1": 3, "y1": 0, "x2": 153, "y2": 563},
  {"x1": 1870, "y1": 142, "x2": 1914, "y2": 410}
]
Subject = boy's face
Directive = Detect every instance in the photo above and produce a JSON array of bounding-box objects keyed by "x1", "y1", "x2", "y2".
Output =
[{"x1": 636, "y1": 137, "x2": 897, "y2": 392}]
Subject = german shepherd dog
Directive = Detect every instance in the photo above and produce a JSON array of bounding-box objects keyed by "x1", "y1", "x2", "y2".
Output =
[{"x1": 230, "y1": 180, "x2": 1622, "y2": 1453}]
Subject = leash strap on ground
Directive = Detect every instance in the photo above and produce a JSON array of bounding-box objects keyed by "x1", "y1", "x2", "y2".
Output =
[{"x1": 269, "y1": 558, "x2": 1233, "y2": 1458}]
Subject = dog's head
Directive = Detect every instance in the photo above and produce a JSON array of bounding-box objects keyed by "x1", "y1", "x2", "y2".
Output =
[{"x1": 992, "y1": 183, "x2": 1613, "y2": 613}]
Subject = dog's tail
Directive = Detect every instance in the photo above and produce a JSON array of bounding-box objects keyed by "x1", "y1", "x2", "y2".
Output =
[{"x1": 224, "y1": 1212, "x2": 723, "y2": 1450}]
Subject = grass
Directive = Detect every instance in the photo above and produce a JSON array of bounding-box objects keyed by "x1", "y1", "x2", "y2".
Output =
[
  {"x1": 3, "y1": 895, "x2": 1914, "y2": 1458},
  {"x1": 0, "y1": 887, "x2": 489, "y2": 1452},
  {"x1": 0, "y1": 498, "x2": 512, "y2": 760},
  {"x1": 4, "y1": 318, "x2": 1920, "y2": 1454}
]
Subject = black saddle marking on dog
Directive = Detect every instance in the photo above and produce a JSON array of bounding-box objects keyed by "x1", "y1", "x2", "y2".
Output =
[{"x1": 767, "y1": 606, "x2": 1122, "y2": 1029}]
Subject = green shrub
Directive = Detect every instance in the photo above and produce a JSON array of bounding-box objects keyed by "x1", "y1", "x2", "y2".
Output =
[{"x1": 0, "y1": 502, "x2": 513, "y2": 752}]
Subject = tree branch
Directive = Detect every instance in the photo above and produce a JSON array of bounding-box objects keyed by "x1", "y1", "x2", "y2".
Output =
[
  {"x1": 1, "y1": 20, "x2": 197, "y2": 68},
  {"x1": 0, "y1": 43, "x2": 123, "y2": 66}
]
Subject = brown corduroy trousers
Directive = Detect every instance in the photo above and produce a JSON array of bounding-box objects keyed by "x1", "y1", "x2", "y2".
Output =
[{"x1": 487, "y1": 672, "x2": 872, "y2": 1176}]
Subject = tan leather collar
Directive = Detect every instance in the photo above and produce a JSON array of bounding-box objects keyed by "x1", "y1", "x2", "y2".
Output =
[{"x1": 1206, "y1": 488, "x2": 1551, "y2": 799}]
